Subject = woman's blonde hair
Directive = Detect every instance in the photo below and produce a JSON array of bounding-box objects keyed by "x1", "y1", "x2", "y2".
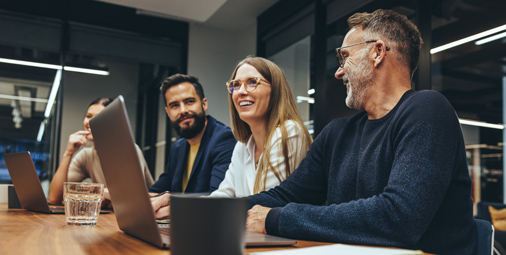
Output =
[{"x1": 228, "y1": 56, "x2": 313, "y2": 194}]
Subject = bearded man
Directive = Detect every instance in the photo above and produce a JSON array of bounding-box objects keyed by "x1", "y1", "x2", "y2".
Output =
[
  {"x1": 245, "y1": 9, "x2": 476, "y2": 255},
  {"x1": 148, "y1": 74, "x2": 236, "y2": 200}
]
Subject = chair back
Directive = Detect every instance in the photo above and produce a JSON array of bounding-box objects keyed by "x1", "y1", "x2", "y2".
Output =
[
  {"x1": 475, "y1": 218, "x2": 495, "y2": 255},
  {"x1": 477, "y1": 202, "x2": 506, "y2": 222}
]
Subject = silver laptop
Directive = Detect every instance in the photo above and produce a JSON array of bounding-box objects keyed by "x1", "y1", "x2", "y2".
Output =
[
  {"x1": 90, "y1": 95, "x2": 296, "y2": 249},
  {"x1": 3, "y1": 151, "x2": 65, "y2": 214}
]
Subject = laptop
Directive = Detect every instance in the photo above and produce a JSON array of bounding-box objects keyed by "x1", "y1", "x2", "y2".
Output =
[
  {"x1": 90, "y1": 95, "x2": 297, "y2": 249},
  {"x1": 3, "y1": 151, "x2": 65, "y2": 213}
]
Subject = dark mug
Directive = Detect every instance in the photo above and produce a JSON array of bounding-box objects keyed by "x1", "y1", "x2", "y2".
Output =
[{"x1": 170, "y1": 195, "x2": 249, "y2": 255}]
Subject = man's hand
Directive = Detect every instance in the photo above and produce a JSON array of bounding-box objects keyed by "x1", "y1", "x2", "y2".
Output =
[
  {"x1": 151, "y1": 193, "x2": 172, "y2": 219},
  {"x1": 246, "y1": 205, "x2": 271, "y2": 234}
]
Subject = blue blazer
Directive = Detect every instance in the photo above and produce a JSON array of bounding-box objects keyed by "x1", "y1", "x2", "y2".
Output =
[{"x1": 149, "y1": 115, "x2": 236, "y2": 193}]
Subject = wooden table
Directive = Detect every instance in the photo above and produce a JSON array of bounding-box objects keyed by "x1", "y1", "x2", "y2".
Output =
[
  {"x1": 0, "y1": 204, "x2": 432, "y2": 255},
  {"x1": 0, "y1": 204, "x2": 333, "y2": 255}
]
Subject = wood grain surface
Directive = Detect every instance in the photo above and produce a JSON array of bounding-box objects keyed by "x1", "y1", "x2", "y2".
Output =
[{"x1": 0, "y1": 204, "x2": 432, "y2": 255}]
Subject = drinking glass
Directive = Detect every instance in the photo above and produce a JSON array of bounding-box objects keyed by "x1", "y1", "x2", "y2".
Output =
[{"x1": 64, "y1": 182, "x2": 104, "y2": 226}]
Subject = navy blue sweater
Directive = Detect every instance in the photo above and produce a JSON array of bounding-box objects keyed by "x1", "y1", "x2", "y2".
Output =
[{"x1": 250, "y1": 90, "x2": 476, "y2": 255}]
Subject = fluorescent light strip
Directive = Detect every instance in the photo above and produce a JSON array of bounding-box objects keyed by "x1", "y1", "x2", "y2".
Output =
[
  {"x1": 296, "y1": 96, "x2": 315, "y2": 104},
  {"x1": 0, "y1": 57, "x2": 109, "y2": 76},
  {"x1": 431, "y1": 24, "x2": 506, "y2": 54},
  {"x1": 36, "y1": 122, "x2": 45, "y2": 142},
  {"x1": 44, "y1": 70, "x2": 62, "y2": 118},
  {"x1": 38, "y1": 70, "x2": 62, "y2": 141},
  {"x1": 0, "y1": 94, "x2": 48, "y2": 103},
  {"x1": 0, "y1": 57, "x2": 62, "y2": 69},
  {"x1": 459, "y1": 118, "x2": 505, "y2": 130},
  {"x1": 475, "y1": 31, "x2": 506, "y2": 45},
  {"x1": 64, "y1": 66, "x2": 109, "y2": 75}
]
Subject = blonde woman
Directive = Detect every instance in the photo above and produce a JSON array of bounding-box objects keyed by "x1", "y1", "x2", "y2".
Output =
[{"x1": 210, "y1": 56, "x2": 313, "y2": 197}]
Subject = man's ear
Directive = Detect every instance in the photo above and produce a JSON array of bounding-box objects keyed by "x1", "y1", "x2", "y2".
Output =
[
  {"x1": 202, "y1": 98, "x2": 208, "y2": 112},
  {"x1": 373, "y1": 40, "x2": 388, "y2": 68}
]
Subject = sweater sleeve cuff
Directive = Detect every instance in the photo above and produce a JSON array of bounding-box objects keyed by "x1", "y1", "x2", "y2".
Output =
[{"x1": 265, "y1": 207, "x2": 282, "y2": 236}]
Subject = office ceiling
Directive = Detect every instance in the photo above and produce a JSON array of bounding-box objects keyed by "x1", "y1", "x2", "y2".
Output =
[
  {"x1": 97, "y1": 0, "x2": 278, "y2": 31},
  {"x1": 0, "y1": 0, "x2": 505, "y2": 140},
  {"x1": 0, "y1": 0, "x2": 278, "y2": 140},
  {"x1": 97, "y1": 0, "x2": 229, "y2": 23}
]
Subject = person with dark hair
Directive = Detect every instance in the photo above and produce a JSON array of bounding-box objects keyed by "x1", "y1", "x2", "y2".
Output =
[
  {"x1": 245, "y1": 9, "x2": 476, "y2": 255},
  {"x1": 149, "y1": 74, "x2": 237, "y2": 218},
  {"x1": 49, "y1": 97, "x2": 154, "y2": 205}
]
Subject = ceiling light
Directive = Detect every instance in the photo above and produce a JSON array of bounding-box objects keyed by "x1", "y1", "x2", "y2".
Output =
[
  {"x1": 459, "y1": 118, "x2": 504, "y2": 129},
  {"x1": 37, "y1": 70, "x2": 62, "y2": 142},
  {"x1": 0, "y1": 58, "x2": 61, "y2": 69},
  {"x1": 0, "y1": 94, "x2": 48, "y2": 103},
  {"x1": 307, "y1": 89, "x2": 315, "y2": 95},
  {"x1": 296, "y1": 96, "x2": 315, "y2": 104},
  {"x1": 304, "y1": 120, "x2": 314, "y2": 126},
  {"x1": 44, "y1": 70, "x2": 62, "y2": 118},
  {"x1": 431, "y1": 24, "x2": 506, "y2": 54},
  {"x1": 0, "y1": 57, "x2": 109, "y2": 76},
  {"x1": 36, "y1": 121, "x2": 45, "y2": 142},
  {"x1": 63, "y1": 66, "x2": 109, "y2": 75},
  {"x1": 475, "y1": 31, "x2": 506, "y2": 45}
]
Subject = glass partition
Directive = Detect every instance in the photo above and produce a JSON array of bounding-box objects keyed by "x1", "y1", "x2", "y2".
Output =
[
  {"x1": 269, "y1": 36, "x2": 313, "y2": 134},
  {"x1": 260, "y1": 0, "x2": 506, "y2": 207},
  {"x1": 0, "y1": 16, "x2": 61, "y2": 185},
  {"x1": 0, "y1": 4, "x2": 188, "y2": 190}
]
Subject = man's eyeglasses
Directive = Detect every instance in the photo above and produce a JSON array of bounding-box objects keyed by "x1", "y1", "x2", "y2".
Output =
[
  {"x1": 226, "y1": 77, "x2": 269, "y2": 94},
  {"x1": 335, "y1": 40, "x2": 390, "y2": 68}
]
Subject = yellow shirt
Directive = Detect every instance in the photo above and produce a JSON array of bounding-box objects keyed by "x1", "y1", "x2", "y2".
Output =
[{"x1": 182, "y1": 143, "x2": 200, "y2": 192}]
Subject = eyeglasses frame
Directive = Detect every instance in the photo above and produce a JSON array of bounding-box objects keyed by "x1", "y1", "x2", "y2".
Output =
[
  {"x1": 226, "y1": 76, "x2": 270, "y2": 94},
  {"x1": 335, "y1": 40, "x2": 390, "y2": 68}
]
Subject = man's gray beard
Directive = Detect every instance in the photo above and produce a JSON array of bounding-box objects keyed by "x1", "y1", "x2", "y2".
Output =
[{"x1": 345, "y1": 49, "x2": 374, "y2": 110}]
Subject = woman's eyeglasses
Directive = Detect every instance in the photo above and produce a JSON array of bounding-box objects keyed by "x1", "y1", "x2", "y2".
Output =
[{"x1": 226, "y1": 77, "x2": 269, "y2": 94}]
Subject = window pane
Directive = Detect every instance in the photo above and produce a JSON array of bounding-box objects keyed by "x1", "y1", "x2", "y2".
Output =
[{"x1": 269, "y1": 36, "x2": 314, "y2": 134}]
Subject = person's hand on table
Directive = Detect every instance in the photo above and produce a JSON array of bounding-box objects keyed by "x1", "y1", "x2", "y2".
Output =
[
  {"x1": 246, "y1": 205, "x2": 271, "y2": 234},
  {"x1": 101, "y1": 198, "x2": 112, "y2": 209},
  {"x1": 100, "y1": 188, "x2": 113, "y2": 209},
  {"x1": 151, "y1": 192, "x2": 171, "y2": 219}
]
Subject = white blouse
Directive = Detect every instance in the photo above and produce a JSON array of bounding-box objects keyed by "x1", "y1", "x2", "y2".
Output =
[{"x1": 210, "y1": 120, "x2": 308, "y2": 197}]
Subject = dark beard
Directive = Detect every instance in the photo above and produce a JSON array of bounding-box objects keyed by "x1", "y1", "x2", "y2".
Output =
[{"x1": 171, "y1": 111, "x2": 207, "y2": 139}]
